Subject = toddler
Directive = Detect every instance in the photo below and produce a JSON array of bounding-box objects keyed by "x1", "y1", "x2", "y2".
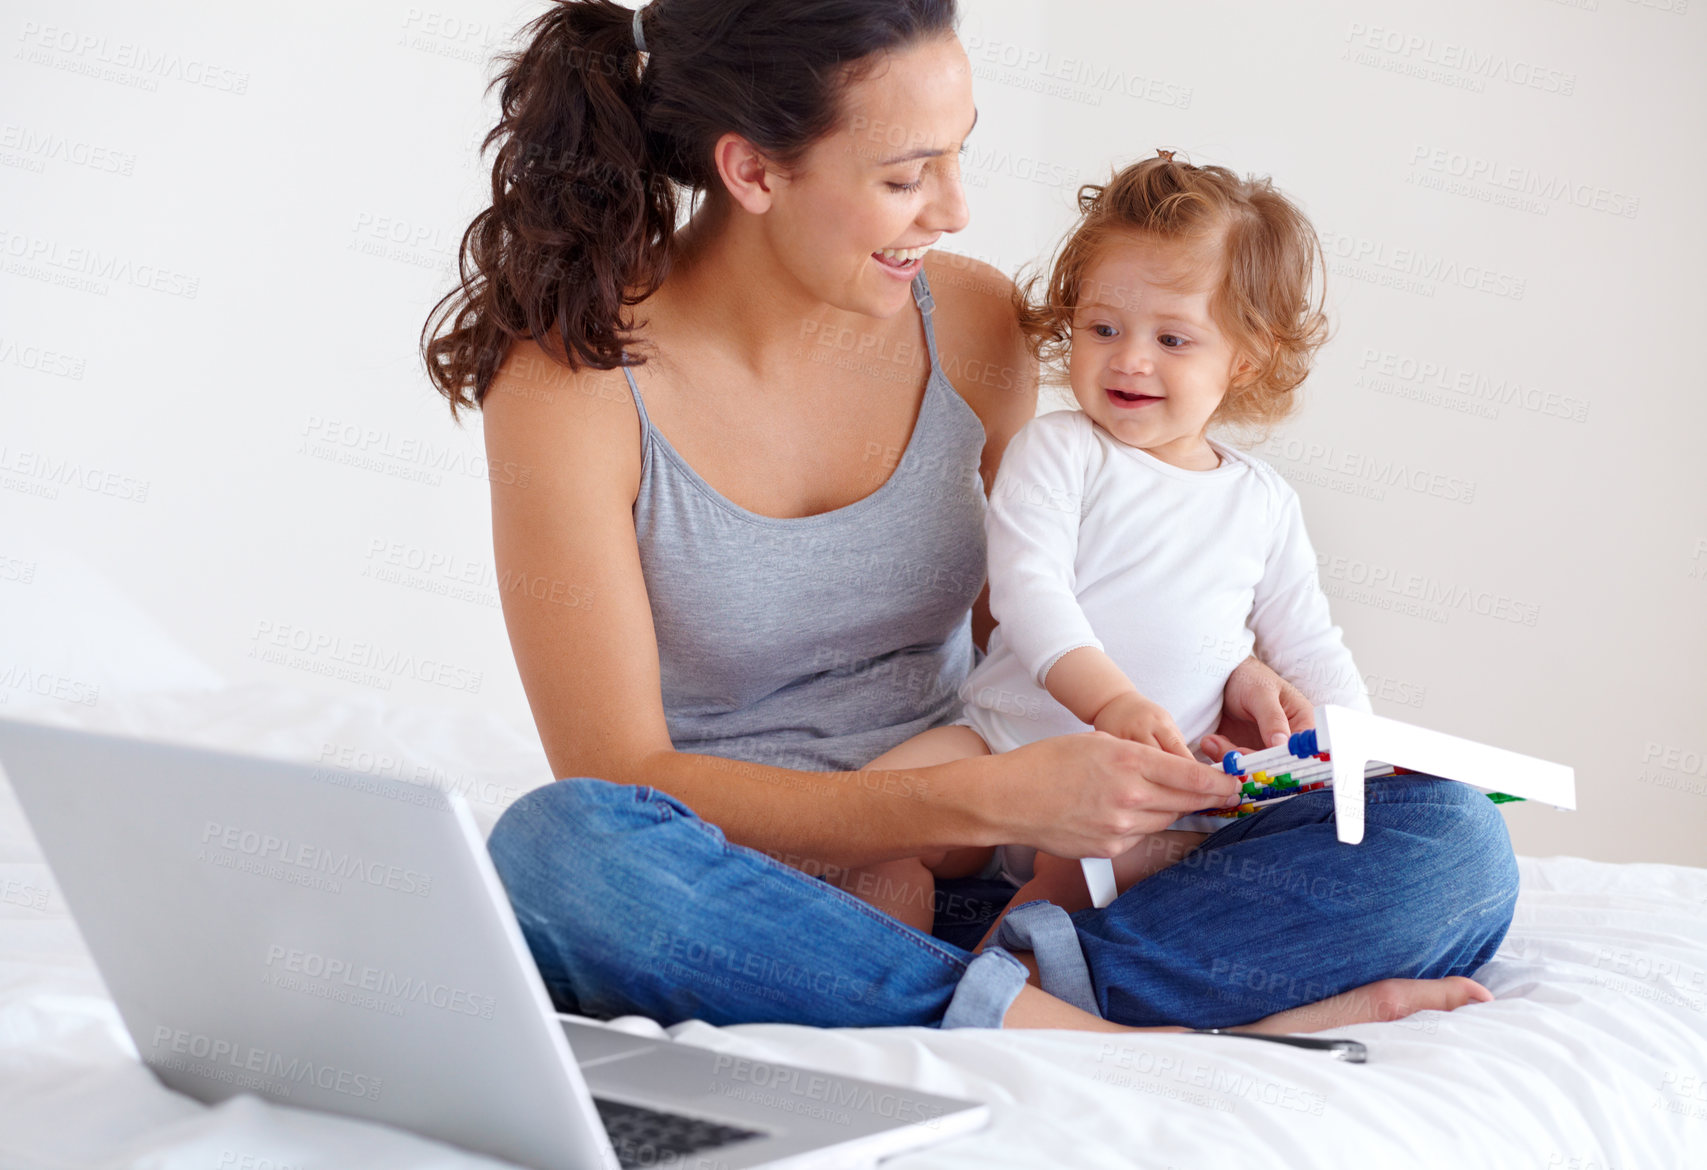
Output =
[{"x1": 847, "y1": 150, "x2": 1372, "y2": 945}]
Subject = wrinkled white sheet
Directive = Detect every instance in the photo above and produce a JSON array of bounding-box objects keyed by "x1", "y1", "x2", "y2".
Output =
[{"x1": 2, "y1": 681, "x2": 1704, "y2": 1170}]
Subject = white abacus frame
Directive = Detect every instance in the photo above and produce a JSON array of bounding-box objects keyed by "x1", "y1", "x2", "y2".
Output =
[{"x1": 1080, "y1": 704, "x2": 1578, "y2": 909}]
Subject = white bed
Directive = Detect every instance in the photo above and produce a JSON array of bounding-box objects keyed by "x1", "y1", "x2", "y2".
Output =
[{"x1": 2, "y1": 574, "x2": 1704, "y2": 1169}]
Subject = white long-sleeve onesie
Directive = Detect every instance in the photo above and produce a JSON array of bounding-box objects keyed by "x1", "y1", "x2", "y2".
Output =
[{"x1": 947, "y1": 409, "x2": 1372, "y2": 875}]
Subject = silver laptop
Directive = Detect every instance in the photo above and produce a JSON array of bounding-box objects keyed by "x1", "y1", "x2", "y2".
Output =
[{"x1": 0, "y1": 715, "x2": 989, "y2": 1170}]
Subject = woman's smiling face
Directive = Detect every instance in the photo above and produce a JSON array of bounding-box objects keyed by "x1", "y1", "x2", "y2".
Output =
[
  {"x1": 761, "y1": 32, "x2": 976, "y2": 318},
  {"x1": 1067, "y1": 233, "x2": 1251, "y2": 471}
]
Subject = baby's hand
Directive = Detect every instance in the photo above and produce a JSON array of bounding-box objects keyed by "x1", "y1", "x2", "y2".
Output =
[{"x1": 1090, "y1": 692, "x2": 1194, "y2": 760}]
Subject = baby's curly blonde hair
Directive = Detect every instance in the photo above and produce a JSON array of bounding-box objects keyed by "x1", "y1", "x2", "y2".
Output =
[{"x1": 1015, "y1": 151, "x2": 1331, "y2": 434}]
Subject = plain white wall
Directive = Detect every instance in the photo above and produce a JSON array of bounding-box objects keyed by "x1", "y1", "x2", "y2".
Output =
[{"x1": 3, "y1": 0, "x2": 1703, "y2": 866}]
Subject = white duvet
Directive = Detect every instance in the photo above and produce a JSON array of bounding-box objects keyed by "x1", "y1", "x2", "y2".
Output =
[{"x1": 2, "y1": 677, "x2": 1704, "y2": 1169}]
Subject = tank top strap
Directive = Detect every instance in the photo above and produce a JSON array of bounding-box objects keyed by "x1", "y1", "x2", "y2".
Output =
[
  {"x1": 911, "y1": 268, "x2": 943, "y2": 372},
  {"x1": 619, "y1": 363, "x2": 653, "y2": 435}
]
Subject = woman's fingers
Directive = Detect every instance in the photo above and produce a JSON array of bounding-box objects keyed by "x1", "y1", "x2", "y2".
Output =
[
  {"x1": 1136, "y1": 745, "x2": 1240, "y2": 805},
  {"x1": 1011, "y1": 734, "x2": 1243, "y2": 858}
]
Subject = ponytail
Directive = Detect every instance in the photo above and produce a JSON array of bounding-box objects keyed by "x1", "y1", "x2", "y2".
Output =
[{"x1": 422, "y1": 0, "x2": 674, "y2": 417}]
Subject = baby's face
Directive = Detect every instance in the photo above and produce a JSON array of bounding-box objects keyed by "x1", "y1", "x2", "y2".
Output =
[{"x1": 1065, "y1": 235, "x2": 1249, "y2": 471}]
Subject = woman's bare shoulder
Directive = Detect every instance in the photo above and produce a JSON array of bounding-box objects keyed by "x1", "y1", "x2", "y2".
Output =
[
  {"x1": 922, "y1": 250, "x2": 1039, "y2": 473},
  {"x1": 481, "y1": 336, "x2": 643, "y2": 500}
]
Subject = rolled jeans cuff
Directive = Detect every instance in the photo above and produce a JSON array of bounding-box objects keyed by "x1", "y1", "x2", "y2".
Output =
[
  {"x1": 941, "y1": 946, "x2": 1029, "y2": 1029},
  {"x1": 994, "y1": 899, "x2": 1100, "y2": 1017}
]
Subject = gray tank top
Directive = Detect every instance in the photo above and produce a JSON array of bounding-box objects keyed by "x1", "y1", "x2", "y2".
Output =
[{"x1": 621, "y1": 269, "x2": 989, "y2": 773}]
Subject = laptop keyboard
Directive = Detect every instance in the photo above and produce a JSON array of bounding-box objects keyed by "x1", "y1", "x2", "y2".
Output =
[{"x1": 594, "y1": 1097, "x2": 764, "y2": 1168}]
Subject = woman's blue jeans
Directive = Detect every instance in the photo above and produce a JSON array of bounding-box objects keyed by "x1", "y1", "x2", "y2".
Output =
[{"x1": 485, "y1": 774, "x2": 1519, "y2": 1029}]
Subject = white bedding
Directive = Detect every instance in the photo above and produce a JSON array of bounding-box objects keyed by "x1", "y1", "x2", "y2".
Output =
[{"x1": 2, "y1": 678, "x2": 1704, "y2": 1170}]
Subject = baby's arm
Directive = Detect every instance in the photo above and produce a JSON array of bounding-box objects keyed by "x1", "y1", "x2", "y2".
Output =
[
  {"x1": 1045, "y1": 650, "x2": 1193, "y2": 758},
  {"x1": 985, "y1": 412, "x2": 1185, "y2": 739},
  {"x1": 983, "y1": 413, "x2": 1102, "y2": 691},
  {"x1": 1248, "y1": 477, "x2": 1372, "y2": 712},
  {"x1": 986, "y1": 416, "x2": 1191, "y2": 755}
]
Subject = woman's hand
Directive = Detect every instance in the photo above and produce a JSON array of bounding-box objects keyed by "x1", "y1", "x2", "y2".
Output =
[
  {"x1": 1091, "y1": 692, "x2": 1194, "y2": 760},
  {"x1": 989, "y1": 732, "x2": 1240, "y2": 860},
  {"x1": 1200, "y1": 655, "x2": 1315, "y2": 762}
]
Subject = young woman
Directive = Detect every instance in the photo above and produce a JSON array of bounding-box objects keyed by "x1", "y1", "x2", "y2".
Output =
[{"x1": 421, "y1": 0, "x2": 1518, "y2": 1033}]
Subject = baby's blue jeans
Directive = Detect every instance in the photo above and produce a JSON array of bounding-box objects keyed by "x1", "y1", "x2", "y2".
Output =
[{"x1": 485, "y1": 774, "x2": 1518, "y2": 1029}]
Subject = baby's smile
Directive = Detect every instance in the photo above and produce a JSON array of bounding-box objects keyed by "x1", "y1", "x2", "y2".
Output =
[{"x1": 1105, "y1": 388, "x2": 1162, "y2": 408}]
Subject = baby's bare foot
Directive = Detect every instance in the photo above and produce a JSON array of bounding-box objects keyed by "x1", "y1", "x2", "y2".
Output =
[{"x1": 1240, "y1": 976, "x2": 1493, "y2": 1035}]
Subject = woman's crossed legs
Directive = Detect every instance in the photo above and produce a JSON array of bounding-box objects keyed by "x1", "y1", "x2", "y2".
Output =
[{"x1": 486, "y1": 763, "x2": 1518, "y2": 1032}]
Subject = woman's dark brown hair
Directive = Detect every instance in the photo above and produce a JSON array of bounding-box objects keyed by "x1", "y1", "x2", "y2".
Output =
[{"x1": 421, "y1": 0, "x2": 959, "y2": 421}]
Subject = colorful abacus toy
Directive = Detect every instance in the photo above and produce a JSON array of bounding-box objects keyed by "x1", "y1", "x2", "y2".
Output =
[
  {"x1": 1078, "y1": 705, "x2": 1570, "y2": 910},
  {"x1": 1189, "y1": 729, "x2": 1529, "y2": 820},
  {"x1": 1191, "y1": 728, "x2": 1395, "y2": 820}
]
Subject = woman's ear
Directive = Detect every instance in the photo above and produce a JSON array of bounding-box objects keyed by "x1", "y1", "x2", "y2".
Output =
[{"x1": 711, "y1": 131, "x2": 777, "y2": 215}]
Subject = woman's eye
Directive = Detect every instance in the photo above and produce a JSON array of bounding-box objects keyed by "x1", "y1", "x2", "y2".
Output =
[{"x1": 887, "y1": 176, "x2": 925, "y2": 193}]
